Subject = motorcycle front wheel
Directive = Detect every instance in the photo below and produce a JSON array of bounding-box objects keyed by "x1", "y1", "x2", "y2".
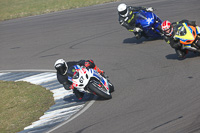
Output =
[{"x1": 88, "y1": 79, "x2": 112, "y2": 99}]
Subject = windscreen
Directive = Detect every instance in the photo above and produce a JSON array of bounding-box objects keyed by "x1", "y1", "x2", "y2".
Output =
[
  {"x1": 175, "y1": 24, "x2": 186, "y2": 36},
  {"x1": 135, "y1": 10, "x2": 147, "y2": 20}
]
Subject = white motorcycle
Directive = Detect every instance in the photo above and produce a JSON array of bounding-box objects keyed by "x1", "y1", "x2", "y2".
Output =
[{"x1": 67, "y1": 65, "x2": 114, "y2": 99}]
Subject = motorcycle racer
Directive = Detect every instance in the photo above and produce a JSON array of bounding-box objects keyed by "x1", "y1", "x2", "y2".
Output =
[
  {"x1": 54, "y1": 59, "x2": 105, "y2": 100},
  {"x1": 117, "y1": 3, "x2": 155, "y2": 39},
  {"x1": 161, "y1": 19, "x2": 197, "y2": 58}
]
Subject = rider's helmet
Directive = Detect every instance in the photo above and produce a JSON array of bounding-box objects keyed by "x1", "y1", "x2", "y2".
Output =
[
  {"x1": 161, "y1": 20, "x2": 173, "y2": 36},
  {"x1": 54, "y1": 59, "x2": 68, "y2": 75},
  {"x1": 118, "y1": 3, "x2": 128, "y2": 17}
]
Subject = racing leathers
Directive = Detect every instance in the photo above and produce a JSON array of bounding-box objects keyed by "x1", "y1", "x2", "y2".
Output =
[
  {"x1": 118, "y1": 6, "x2": 154, "y2": 39},
  {"x1": 163, "y1": 19, "x2": 197, "y2": 58},
  {"x1": 56, "y1": 60, "x2": 104, "y2": 99}
]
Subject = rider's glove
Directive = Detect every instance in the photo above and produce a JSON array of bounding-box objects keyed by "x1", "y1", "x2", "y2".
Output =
[
  {"x1": 160, "y1": 33, "x2": 164, "y2": 37},
  {"x1": 146, "y1": 7, "x2": 154, "y2": 12},
  {"x1": 69, "y1": 85, "x2": 74, "y2": 90},
  {"x1": 134, "y1": 27, "x2": 143, "y2": 32}
]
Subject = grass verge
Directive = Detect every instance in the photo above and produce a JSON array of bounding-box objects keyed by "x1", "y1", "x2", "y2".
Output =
[
  {"x1": 0, "y1": 80, "x2": 54, "y2": 133},
  {"x1": 0, "y1": 0, "x2": 119, "y2": 21}
]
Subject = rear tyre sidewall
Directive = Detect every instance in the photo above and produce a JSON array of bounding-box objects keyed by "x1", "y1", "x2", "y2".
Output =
[
  {"x1": 196, "y1": 39, "x2": 200, "y2": 48},
  {"x1": 108, "y1": 82, "x2": 114, "y2": 93}
]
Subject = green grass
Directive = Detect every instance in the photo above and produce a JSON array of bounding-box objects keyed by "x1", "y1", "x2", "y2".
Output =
[
  {"x1": 0, "y1": 80, "x2": 54, "y2": 133},
  {"x1": 0, "y1": 0, "x2": 119, "y2": 21},
  {"x1": 0, "y1": 0, "x2": 119, "y2": 132}
]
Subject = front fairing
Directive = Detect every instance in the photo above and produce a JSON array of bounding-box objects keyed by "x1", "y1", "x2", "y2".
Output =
[
  {"x1": 67, "y1": 65, "x2": 91, "y2": 91},
  {"x1": 68, "y1": 65, "x2": 109, "y2": 92},
  {"x1": 135, "y1": 10, "x2": 155, "y2": 28},
  {"x1": 134, "y1": 10, "x2": 162, "y2": 38},
  {"x1": 174, "y1": 23, "x2": 196, "y2": 44}
]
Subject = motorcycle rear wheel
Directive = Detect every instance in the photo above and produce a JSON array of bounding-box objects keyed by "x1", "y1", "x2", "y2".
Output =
[
  {"x1": 88, "y1": 79, "x2": 112, "y2": 99},
  {"x1": 108, "y1": 82, "x2": 114, "y2": 93},
  {"x1": 196, "y1": 38, "x2": 200, "y2": 48}
]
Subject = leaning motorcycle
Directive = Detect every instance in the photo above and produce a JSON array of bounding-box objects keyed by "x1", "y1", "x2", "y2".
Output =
[
  {"x1": 67, "y1": 65, "x2": 114, "y2": 99},
  {"x1": 134, "y1": 10, "x2": 163, "y2": 38},
  {"x1": 174, "y1": 22, "x2": 200, "y2": 53}
]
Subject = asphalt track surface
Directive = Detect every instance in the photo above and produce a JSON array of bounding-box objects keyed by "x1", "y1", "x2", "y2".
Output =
[{"x1": 1, "y1": 0, "x2": 200, "y2": 133}]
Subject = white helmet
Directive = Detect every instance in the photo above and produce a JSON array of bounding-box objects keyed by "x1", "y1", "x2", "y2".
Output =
[
  {"x1": 54, "y1": 59, "x2": 68, "y2": 75},
  {"x1": 118, "y1": 3, "x2": 128, "y2": 16}
]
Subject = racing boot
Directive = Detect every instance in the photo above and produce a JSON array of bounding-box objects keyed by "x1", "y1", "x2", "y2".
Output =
[
  {"x1": 73, "y1": 88, "x2": 84, "y2": 100},
  {"x1": 134, "y1": 32, "x2": 142, "y2": 39},
  {"x1": 99, "y1": 71, "x2": 109, "y2": 79},
  {"x1": 94, "y1": 65, "x2": 105, "y2": 76},
  {"x1": 175, "y1": 49, "x2": 186, "y2": 58}
]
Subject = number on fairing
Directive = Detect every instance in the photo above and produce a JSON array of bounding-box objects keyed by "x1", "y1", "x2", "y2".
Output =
[{"x1": 79, "y1": 76, "x2": 84, "y2": 83}]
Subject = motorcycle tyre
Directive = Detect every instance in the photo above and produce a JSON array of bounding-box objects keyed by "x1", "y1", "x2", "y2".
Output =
[
  {"x1": 196, "y1": 38, "x2": 200, "y2": 48},
  {"x1": 108, "y1": 82, "x2": 114, "y2": 93},
  {"x1": 88, "y1": 80, "x2": 112, "y2": 100}
]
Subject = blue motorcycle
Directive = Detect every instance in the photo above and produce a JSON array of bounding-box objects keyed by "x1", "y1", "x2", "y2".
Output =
[{"x1": 135, "y1": 10, "x2": 163, "y2": 39}]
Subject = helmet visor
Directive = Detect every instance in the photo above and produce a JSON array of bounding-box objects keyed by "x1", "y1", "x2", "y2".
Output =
[
  {"x1": 119, "y1": 8, "x2": 127, "y2": 15},
  {"x1": 55, "y1": 63, "x2": 67, "y2": 75},
  {"x1": 164, "y1": 26, "x2": 173, "y2": 36}
]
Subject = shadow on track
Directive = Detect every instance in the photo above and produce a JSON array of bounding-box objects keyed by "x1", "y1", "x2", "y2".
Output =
[
  {"x1": 63, "y1": 93, "x2": 94, "y2": 102},
  {"x1": 123, "y1": 36, "x2": 163, "y2": 44},
  {"x1": 165, "y1": 52, "x2": 200, "y2": 60}
]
